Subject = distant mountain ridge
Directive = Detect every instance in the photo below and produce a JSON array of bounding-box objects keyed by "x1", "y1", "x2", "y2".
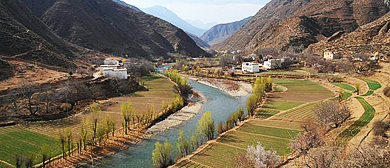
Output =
[
  {"x1": 112, "y1": 0, "x2": 141, "y2": 12},
  {"x1": 20, "y1": 0, "x2": 209, "y2": 58},
  {"x1": 142, "y1": 6, "x2": 206, "y2": 37},
  {"x1": 214, "y1": 0, "x2": 389, "y2": 54},
  {"x1": 201, "y1": 16, "x2": 252, "y2": 46}
]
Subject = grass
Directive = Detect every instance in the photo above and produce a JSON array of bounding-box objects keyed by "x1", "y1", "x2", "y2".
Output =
[
  {"x1": 262, "y1": 100, "x2": 304, "y2": 111},
  {"x1": 274, "y1": 86, "x2": 284, "y2": 92},
  {"x1": 336, "y1": 97, "x2": 375, "y2": 146},
  {"x1": 273, "y1": 102, "x2": 322, "y2": 122},
  {"x1": 265, "y1": 71, "x2": 306, "y2": 76},
  {"x1": 360, "y1": 78, "x2": 381, "y2": 90},
  {"x1": 332, "y1": 82, "x2": 355, "y2": 91},
  {"x1": 238, "y1": 123, "x2": 301, "y2": 139},
  {"x1": 0, "y1": 127, "x2": 61, "y2": 166},
  {"x1": 257, "y1": 109, "x2": 280, "y2": 119},
  {"x1": 248, "y1": 120, "x2": 303, "y2": 130},
  {"x1": 174, "y1": 160, "x2": 205, "y2": 168},
  {"x1": 361, "y1": 90, "x2": 374, "y2": 97}
]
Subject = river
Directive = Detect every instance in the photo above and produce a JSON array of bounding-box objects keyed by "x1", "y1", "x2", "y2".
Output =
[{"x1": 96, "y1": 79, "x2": 250, "y2": 168}]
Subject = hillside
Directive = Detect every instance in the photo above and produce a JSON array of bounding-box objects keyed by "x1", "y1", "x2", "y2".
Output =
[
  {"x1": 112, "y1": 0, "x2": 141, "y2": 12},
  {"x1": 214, "y1": 0, "x2": 389, "y2": 54},
  {"x1": 187, "y1": 33, "x2": 211, "y2": 48},
  {"x1": 307, "y1": 13, "x2": 390, "y2": 57},
  {"x1": 201, "y1": 16, "x2": 252, "y2": 46},
  {"x1": 20, "y1": 0, "x2": 208, "y2": 58},
  {"x1": 142, "y1": 5, "x2": 206, "y2": 37},
  {"x1": 0, "y1": 0, "x2": 77, "y2": 70}
]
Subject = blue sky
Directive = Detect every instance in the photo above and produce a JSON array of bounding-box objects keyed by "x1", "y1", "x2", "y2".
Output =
[{"x1": 123, "y1": 0, "x2": 270, "y2": 24}]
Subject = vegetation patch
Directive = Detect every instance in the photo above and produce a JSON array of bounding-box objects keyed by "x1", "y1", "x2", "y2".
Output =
[
  {"x1": 273, "y1": 102, "x2": 322, "y2": 122},
  {"x1": 238, "y1": 123, "x2": 301, "y2": 139},
  {"x1": 361, "y1": 90, "x2": 374, "y2": 97},
  {"x1": 262, "y1": 99, "x2": 304, "y2": 111},
  {"x1": 0, "y1": 127, "x2": 60, "y2": 166},
  {"x1": 174, "y1": 160, "x2": 204, "y2": 168},
  {"x1": 331, "y1": 82, "x2": 355, "y2": 91},
  {"x1": 248, "y1": 120, "x2": 302, "y2": 130},
  {"x1": 360, "y1": 78, "x2": 381, "y2": 90},
  {"x1": 191, "y1": 143, "x2": 245, "y2": 168},
  {"x1": 336, "y1": 97, "x2": 375, "y2": 146}
]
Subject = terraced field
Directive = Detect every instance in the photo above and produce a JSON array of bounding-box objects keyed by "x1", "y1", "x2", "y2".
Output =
[
  {"x1": 258, "y1": 79, "x2": 332, "y2": 119},
  {"x1": 0, "y1": 126, "x2": 61, "y2": 166},
  {"x1": 336, "y1": 97, "x2": 375, "y2": 146},
  {"x1": 332, "y1": 82, "x2": 355, "y2": 91},
  {"x1": 271, "y1": 101, "x2": 322, "y2": 122},
  {"x1": 360, "y1": 78, "x2": 381, "y2": 96},
  {"x1": 175, "y1": 120, "x2": 302, "y2": 168},
  {"x1": 0, "y1": 74, "x2": 178, "y2": 166}
]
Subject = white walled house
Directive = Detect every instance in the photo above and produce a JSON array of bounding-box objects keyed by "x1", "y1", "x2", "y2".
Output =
[
  {"x1": 104, "y1": 58, "x2": 119, "y2": 65},
  {"x1": 242, "y1": 62, "x2": 260, "y2": 73},
  {"x1": 263, "y1": 59, "x2": 281, "y2": 70},
  {"x1": 103, "y1": 68, "x2": 128, "y2": 79},
  {"x1": 324, "y1": 52, "x2": 342, "y2": 60}
]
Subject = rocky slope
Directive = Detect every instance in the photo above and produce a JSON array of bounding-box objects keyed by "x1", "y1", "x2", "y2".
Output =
[
  {"x1": 214, "y1": 0, "x2": 389, "y2": 54},
  {"x1": 187, "y1": 33, "x2": 211, "y2": 48},
  {"x1": 112, "y1": 0, "x2": 141, "y2": 12},
  {"x1": 0, "y1": 0, "x2": 77, "y2": 69},
  {"x1": 201, "y1": 16, "x2": 252, "y2": 46},
  {"x1": 307, "y1": 13, "x2": 390, "y2": 57},
  {"x1": 20, "y1": 0, "x2": 208, "y2": 58}
]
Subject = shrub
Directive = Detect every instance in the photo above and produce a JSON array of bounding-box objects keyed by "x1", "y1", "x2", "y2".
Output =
[{"x1": 152, "y1": 141, "x2": 174, "y2": 168}]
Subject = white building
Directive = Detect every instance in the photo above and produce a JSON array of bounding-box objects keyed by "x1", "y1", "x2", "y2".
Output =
[
  {"x1": 103, "y1": 68, "x2": 128, "y2": 79},
  {"x1": 263, "y1": 57, "x2": 293, "y2": 70},
  {"x1": 101, "y1": 58, "x2": 127, "y2": 79},
  {"x1": 242, "y1": 62, "x2": 261, "y2": 73},
  {"x1": 324, "y1": 52, "x2": 342, "y2": 60}
]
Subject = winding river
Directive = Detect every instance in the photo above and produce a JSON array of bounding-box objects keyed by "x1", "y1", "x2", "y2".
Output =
[{"x1": 97, "y1": 79, "x2": 250, "y2": 168}]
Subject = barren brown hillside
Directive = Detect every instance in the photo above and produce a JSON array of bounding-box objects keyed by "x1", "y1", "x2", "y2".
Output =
[{"x1": 214, "y1": 0, "x2": 389, "y2": 54}]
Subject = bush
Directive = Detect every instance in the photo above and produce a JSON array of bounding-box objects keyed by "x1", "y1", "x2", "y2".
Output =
[
  {"x1": 384, "y1": 87, "x2": 390, "y2": 97},
  {"x1": 152, "y1": 141, "x2": 174, "y2": 168},
  {"x1": 373, "y1": 120, "x2": 390, "y2": 137}
]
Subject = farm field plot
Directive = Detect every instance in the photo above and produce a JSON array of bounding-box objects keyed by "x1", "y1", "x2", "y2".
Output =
[
  {"x1": 174, "y1": 160, "x2": 205, "y2": 168},
  {"x1": 360, "y1": 78, "x2": 381, "y2": 96},
  {"x1": 190, "y1": 143, "x2": 245, "y2": 168},
  {"x1": 258, "y1": 79, "x2": 332, "y2": 118},
  {"x1": 336, "y1": 97, "x2": 375, "y2": 146},
  {"x1": 248, "y1": 120, "x2": 302, "y2": 130},
  {"x1": 332, "y1": 82, "x2": 355, "y2": 91},
  {"x1": 0, "y1": 126, "x2": 61, "y2": 166},
  {"x1": 0, "y1": 74, "x2": 178, "y2": 165},
  {"x1": 272, "y1": 101, "x2": 322, "y2": 122}
]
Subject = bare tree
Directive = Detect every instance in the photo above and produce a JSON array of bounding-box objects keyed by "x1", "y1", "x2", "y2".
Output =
[
  {"x1": 303, "y1": 146, "x2": 342, "y2": 168},
  {"x1": 290, "y1": 120, "x2": 325, "y2": 154},
  {"x1": 344, "y1": 143, "x2": 390, "y2": 167},
  {"x1": 9, "y1": 90, "x2": 23, "y2": 115},
  {"x1": 19, "y1": 83, "x2": 41, "y2": 116},
  {"x1": 373, "y1": 120, "x2": 390, "y2": 137},
  {"x1": 235, "y1": 142, "x2": 280, "y2": 168},
  {"x1": 314, "y1": 102, "x2": 350, "y2": 128}
]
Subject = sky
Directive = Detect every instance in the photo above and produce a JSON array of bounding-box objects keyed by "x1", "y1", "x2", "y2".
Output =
[{"x1": 123, "y1": 0, "x2": 269, "y2": 24}]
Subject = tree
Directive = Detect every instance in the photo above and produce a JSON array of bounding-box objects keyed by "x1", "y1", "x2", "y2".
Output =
[
  {"x1": 59, "y1": 130, "x2": 67, "y2": 158},
  {"x1": 121, "y1": 102, "x2": 132, "y2": 135},
  {"x1": 235, "y1": 142, "x2": 280, "y2": 168},
  {"x1": 373, "y1": 120, "x2": 390, "y2": 137},
  {"x1": 9, "y1": 90, "x2": 23, "y2": 115},
  {"x1": 24, "y1": 155, "x2": 34, "y2": 168},
  {"x1": 19, "y1": 83, "x2": 40, "y2": 116},
  {"x1": 66, "y1": 129, "x2": 73, "y2": 157},
  {"x1": 80, "y1": 122, "x2": 88, "y2": 151},
  {"x1": 177, "y1": 130, "x2": 186, "y2": 157},
  {"x1": 152, "y1": 141, "x2": 174, "y2": 168},
  {"x1": 246, "y1": 96, "x2": 257, "y2": 116},
  {"x1": 15, "y1": 154, "x2": 23, "y2": 168},
  {"x1": 40, "y1": 144, "x2": 51, "y2": 168},
  {"x1": 314, "y1": 102, "x2": 350, "y2": 128},
  {"x1": 355, "y1": 83, "x2": 361, "y2": 95},
  {"x1": 303, "y1": 146, "x2": 342, "y2": 168},
  {"x1": 290, "y1": 120, "x2": 325, "y2": 154},
  {"x1": 344, "y1": 143, "x2": 390, "y2": 167},
  {"x1": 89, "y1": 103, "x2": 101, "y2": 146},
  {"x1": 197, "y1": 111, "x2": 215, "y2": 141}
]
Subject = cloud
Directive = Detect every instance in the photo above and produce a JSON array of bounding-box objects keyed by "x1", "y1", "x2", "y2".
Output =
[{"x1": 123, "y1": 0, "x2": 264, "y2": 23}]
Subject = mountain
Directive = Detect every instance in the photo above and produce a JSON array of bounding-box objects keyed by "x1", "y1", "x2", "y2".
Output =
[
  {"x1": 112, "y1": 0, "x2": 142, "y2": 12},
  {"x1": 307, "y1": 12, "x2": 390, "y2": 57},
  {"x1": 187, "y1": 33, "x2": 211, "y2": 48},
  {"x1": 142, "y1": 6, "x2": 206, "y2": 37},
  {"x1": 214, "y1": 0, "x2": 389, "y2": 54},
  {"x1": 20, "y1": 0, "x2": 208, "y2": 58},
  {"x1": 186, "y1": 20, "x2": 217, "y2": 30},
  {"x1": 0, "y1": 0, "x2": 77, "y2": 70},
  {"x1": 201, "y1": 16, "x2": 252, "y2": 46}
]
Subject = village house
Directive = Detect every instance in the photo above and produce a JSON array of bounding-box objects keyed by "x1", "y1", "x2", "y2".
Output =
[
  {"x1": 242, "y1": 62, "x2": 261, "y2": 73},
  {"x1": 324, "y1": 51, "x2": 342, "y2": 60},
  {"x1": 263, "y1": 57, "x2": 292, "y2": 70},
  {"x1": 101, "y1": 58, "x2": 127, "y2": 79}
]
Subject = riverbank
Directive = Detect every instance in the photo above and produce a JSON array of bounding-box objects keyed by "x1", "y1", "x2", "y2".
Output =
[
  {"x1": 186, "y1": 75, "x2": 253, "y2": 97},
  {"x1": 146, "y1": 94, "x2": 205, "y2": 136}
]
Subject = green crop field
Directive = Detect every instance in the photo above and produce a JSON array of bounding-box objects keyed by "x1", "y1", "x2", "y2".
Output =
[
  {"x1": 360, "y1": 78, "x2": 381, "y2": 90},
  {"x1": 361, "y1": 90, "x2": 374, "y2": 96},
  {"x1": 262, "y1": 99, "x2": 304, "y2": 111},
  {"x1": 191, "y1": 143, "x2": 245, "y2": 168},
  {"x1": 238, "y1": 123, "x2": 301, "y2": 139},
  {"x1": 336, "y1": 97, "x2": 375, "y2": 146},
  {"x1": 332, "y1": 82, "x2": 355, "y2": 91},
  {"x1": 273, "y1": 102, "x2": 322, "y2": 122},
  {"x1": 0, "y1": 127, "x2": 61, "y2": 166},
  {"x1": 248, "y1": 120, "x2": 302, "y2": 130}
]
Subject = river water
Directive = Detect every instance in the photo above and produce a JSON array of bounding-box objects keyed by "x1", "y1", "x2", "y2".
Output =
[{"x1": 97, "y1": 79, "x2": 249, "y2": 168}]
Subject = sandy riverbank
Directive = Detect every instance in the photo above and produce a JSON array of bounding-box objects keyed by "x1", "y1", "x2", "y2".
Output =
[
  {"x1": 186, "y1": 76, "x2": 253, "y2": 97},
  {"x1": 146, "y1": 94, "x2": 205, "y2": 136}
]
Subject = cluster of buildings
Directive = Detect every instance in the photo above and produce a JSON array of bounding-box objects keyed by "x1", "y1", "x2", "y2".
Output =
[
  {"x1": 241, "y1": 57, "x2": 292, "y2": 73},
  {"x1": 101, "y1": 58, "x2": 128, "y2": 79}
]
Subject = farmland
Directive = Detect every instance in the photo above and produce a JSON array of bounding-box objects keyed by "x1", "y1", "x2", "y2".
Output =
[
  {"x1": 336, "y1": 97, "x2": 375, "y2": 146},
  {"x1": 271, "y1": 101, "x2": 322, "y2": 122},
  {"x1": 0, "y1": 74, "x2": 178, "y2": 166},
  {"x1": 360, "y1": 78, "x2": 381, "y2": 96},
  {"x1": 332, "y1": 82, "x2": 355, "y2": 91},
  {"x1": 258, "y1": 79, "x2": 333, "y2": 118},
  {"x1": 177, "y1": 120, "x2": 302, "y2": 168}
]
